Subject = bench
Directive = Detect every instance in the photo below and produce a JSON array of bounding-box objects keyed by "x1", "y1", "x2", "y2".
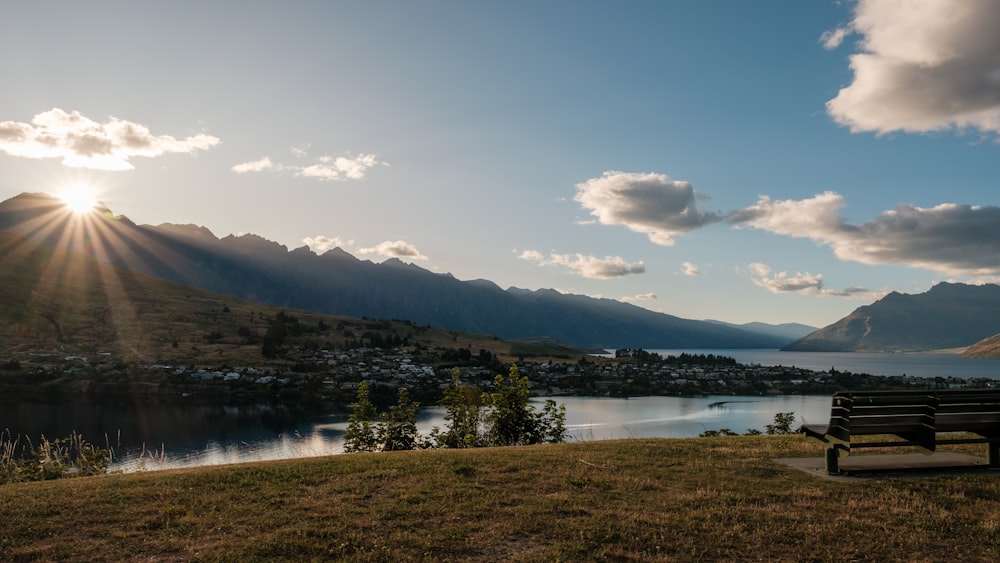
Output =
[{"x1": 800, "y1": 389, "x2": 1000, "y2": 475}]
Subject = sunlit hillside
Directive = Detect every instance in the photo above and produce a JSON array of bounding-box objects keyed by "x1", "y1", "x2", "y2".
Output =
[{"x1": 0, "y1": 229, "x2": 581, "y2": 370}]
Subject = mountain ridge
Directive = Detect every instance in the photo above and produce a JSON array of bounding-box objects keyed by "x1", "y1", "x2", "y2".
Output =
[{"x1": 0, "y1": 192, "x2": 792, "y2": 349}]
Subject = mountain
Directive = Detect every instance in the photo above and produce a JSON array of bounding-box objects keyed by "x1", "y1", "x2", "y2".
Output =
[
  {"x1": 783, "y1": 282, "x2": 1000, "y2": 352},
  {"x1": 960, "y1": 334, "x2": 1000, "y2": 358},
  {"x1": 0, "y1": 192, "x2": 788, "y2": 350},
  {"x1": 0, "y1": 227, "x2": 583, "y2": 369},
  {"x1": 705, "y1": 320, "x2": 817, "y2": 342}
]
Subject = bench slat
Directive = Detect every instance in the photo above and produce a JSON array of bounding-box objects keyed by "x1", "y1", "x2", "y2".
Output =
[{"x1": 802, "y1": 389, "x2": 1000, "y2": 474}]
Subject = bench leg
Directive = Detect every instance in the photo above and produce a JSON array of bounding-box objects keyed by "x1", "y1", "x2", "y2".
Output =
[
  {"x1": 989, "y1": 442, "x2": 999, "y2": 468},
  {"x1": 825, "y1": 446, "x2": 840, "y2": 475}
]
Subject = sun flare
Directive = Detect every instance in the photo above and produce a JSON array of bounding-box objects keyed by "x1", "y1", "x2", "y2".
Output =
[{"x1": 57, "y1": 183, "x2": 99, "y2": 215}]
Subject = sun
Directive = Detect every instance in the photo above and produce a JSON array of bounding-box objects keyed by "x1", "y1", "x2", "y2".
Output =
[{"x1": 57, "y1": 183, "x2": 99, "y2": 215}]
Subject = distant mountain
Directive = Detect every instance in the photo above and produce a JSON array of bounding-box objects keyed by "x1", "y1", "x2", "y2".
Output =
[
  {"x1": 705, "y1": 320, "x2": 817, "y2": 343},
  {"x1": 783, "y1": 282, "x2": 1000, "y2": 352},
  {"x1": 0, "y1": 192, "x2": 789, "y2": 350}
]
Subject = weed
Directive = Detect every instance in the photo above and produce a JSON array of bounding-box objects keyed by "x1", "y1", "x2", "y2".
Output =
[{"x1": 0, "y1": 429, "x2": 112, "y2": 484}]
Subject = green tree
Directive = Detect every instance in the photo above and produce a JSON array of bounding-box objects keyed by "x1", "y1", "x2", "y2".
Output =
[
  {"x1": 485, "y1": 365, "x2": 566, "y2": 446},
  {"x1": 433, "y1": 368, "x2": 486, "y2": 448},
  {"x1": 379, "y1": 387, "x2": 420, "y2": 451},
  {"x1": 765, "y1": 412, "x2": 796, "y2": 435},
  {"x1": 343, "y1": 382, "x2": 379, "y2": 452}
]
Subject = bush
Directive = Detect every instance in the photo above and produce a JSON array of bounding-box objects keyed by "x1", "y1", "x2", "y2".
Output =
[{"x1": 765, "y1": 412, "x2": 796, "y2": 435}]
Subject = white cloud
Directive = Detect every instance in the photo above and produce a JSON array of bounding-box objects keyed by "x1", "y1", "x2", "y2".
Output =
[
  {"x1": 298, "y1": 153, "x2": 383, "y2": 181},
  {"x1": 358, "y1": 240, "x2": 428, "y2": 261},
  {"x1": 820, "y1": 26, "x2": 851, "y2": 50},
  {"x1": 681, "y1": 262, "x2": 702, "y2": 276},
  {"x1": 302, "y1": 235, "x2": 352, "y2": 254},
  {"x1": 731, "y1": 192, "x2": 1000, "y2": 276},
  {"x1": 235, "y1": 149, "x2": 386, "y2": 181},
  {"x1": 827, "y1": 0, "x2": 1000, "y2": 137},
  {"x1": 519, "y1": 249, "x2": 645, "y2": 279},
  {"x1": 574, "y1": 171, "x2": 722, "y2": 246},
  {"x1": 622, "y1": 292, "x2": 658, "y2": 302},
  {"x1": 746, "y1": 263, "x2": 878, "y2": 299},
  {"x1": 0, "y1": 108, "x2": 219, "y2": 170},
  {"x1": 747, "y1": 263, "x2": 825, "y2": 293},
  {"x1": 232, "y1": 156, "x2": 277, "y2": 174}
]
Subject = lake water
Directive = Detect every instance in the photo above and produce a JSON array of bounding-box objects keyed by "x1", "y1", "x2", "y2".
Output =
[
  {"x1": 2, "y1": 395, "x2": 834, "y2": 472},
  {"x1": 4, "y1": 350, "x2": 998, "y2": 472}
]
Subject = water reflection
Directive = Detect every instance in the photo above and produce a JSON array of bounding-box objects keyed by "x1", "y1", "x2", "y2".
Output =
[{"x1": 1, "y1": 395, "x2": 833, "y2": 472}]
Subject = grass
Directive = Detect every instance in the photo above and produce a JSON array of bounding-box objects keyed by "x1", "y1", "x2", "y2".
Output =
[{"x1": 2, "y1": 436, "x2": 999, "y2": 561}]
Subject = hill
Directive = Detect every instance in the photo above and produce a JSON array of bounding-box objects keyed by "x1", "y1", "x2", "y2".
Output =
[
  {"x1": 961, "y1": 333, "x2": 1000, "y2": 358},
  {"x1": 0, "y1": 192, "x2": 788, "y2": 350},
  {"x1": 783, "y1": 282, "x2": 1000, "y2": 352},
  {"x1": 1, "y1": 437, "x2": 998, "y2": 561}
]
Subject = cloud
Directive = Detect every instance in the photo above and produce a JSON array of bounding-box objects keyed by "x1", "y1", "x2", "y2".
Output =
[
  {"x1": 298, "y1": 153, "x2": 384, "y2": 181},
  {"x1": 747, "y1": 263, "x2": 825, "y2": 293},
  {"x1": 358, "y1": 240, "x2": 428, "y2": 261},
  {"x1": 302, "y1": 235, "x2": 352, "y2": 254},
  {"x1": 731, "y1": 191, "x2": 1000, "y2": 276},
  {"x1": 234, "y1": 149, "x2": 386, "y2": 181},
  {"x1": 232, "y1": 156, "x2": 278, "y2": 174},
  {"x1": 681, "y1": 262, "x2": 702, "y2": 276},
  {"x1": 0, "y1": 108, "x2": 219, "y2": 170},
  {"x1": 519, "y1": 249, "x2": 645, "y2": 279},
  {"x1": 746, "y1": 263, "x2": 876, "y2": 298},
  {"x1": 622, "y1": 292, "x2": 658, "y2": 302},
  {"x1": 826, "y1": 0, "x2": 1000, "y2": 137},
  {"x1": 820, "y1": 26, "x2": 850, "y2": 50},
  {"x1": 574, "y1": 171, "x2": 723, "y2": 246}
]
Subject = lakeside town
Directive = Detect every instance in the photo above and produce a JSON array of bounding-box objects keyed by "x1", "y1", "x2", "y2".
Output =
[{"x1": 3, "y1": 343, "x2": 995, "y2": 407}]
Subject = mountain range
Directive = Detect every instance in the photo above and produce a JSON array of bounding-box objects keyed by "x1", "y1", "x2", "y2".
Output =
[
  {"x1": 0, "y1": 192, "x2": 807, "y2": 350},
  {"x1": 783, "y1": 282, "x2": 1000, "y2": 352}
]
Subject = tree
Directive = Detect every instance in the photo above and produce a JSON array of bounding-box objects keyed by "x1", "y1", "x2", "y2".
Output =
[
  {"x1": 379, "y1": 387, "x2": 420, "y2": 451},
  {"x1": 765, "y1": 412, "x2": 796, "y2": 435},
  {"x1": 432, "y1": 368, "x2": 486, "y2": 448},
  {"x1": 485, "y1": 365, "x2": 566, "y2": 446},
  {"x1": 343, "y1": 382, "x2": 379, "y2": 452}
]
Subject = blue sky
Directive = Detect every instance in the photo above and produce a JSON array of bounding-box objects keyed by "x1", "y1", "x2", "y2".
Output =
[{"x1": 2, "y1": 1, "x2": 1000, "y2": 328}]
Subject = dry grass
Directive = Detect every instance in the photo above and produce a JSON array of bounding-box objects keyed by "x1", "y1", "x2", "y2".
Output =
[{"x1": 1, "y1": 436, "x2": 999, "y2": 561}]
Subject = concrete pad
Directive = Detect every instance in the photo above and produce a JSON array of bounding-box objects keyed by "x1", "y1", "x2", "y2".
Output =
[{"x1": 774, "y1": 452, "x2": 995, "y2": 481}]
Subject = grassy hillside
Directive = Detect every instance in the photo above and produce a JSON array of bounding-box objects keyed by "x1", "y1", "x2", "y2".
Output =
[
  {"x1": 1, "y1": 437, "x2": 998, "y2": 561},
  {"x1": 0, "y1": 231, "x2": 579, "y2": 369},
  {"x1": 962, "y1": 333, "x2": 1000, "y2": 358}
]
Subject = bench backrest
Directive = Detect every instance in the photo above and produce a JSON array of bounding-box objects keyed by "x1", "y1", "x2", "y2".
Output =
[
  {"x1": 934, "y1": 390, "x2": 1000, "y2": 436},
  {"x1": 824, "y1": 389, "x2": 1000, "y2": 446}
]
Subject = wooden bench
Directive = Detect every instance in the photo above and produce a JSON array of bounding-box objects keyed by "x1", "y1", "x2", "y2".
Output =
[{"x1": 800, "y1": 389, "x2": 1000, "y2": 475}]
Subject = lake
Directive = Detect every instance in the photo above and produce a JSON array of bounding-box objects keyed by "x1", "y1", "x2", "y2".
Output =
[
  {"x1": 4, "y1": 350, "x2": 998, "y2": 472},
  {"x1": 3, "y1": 394, "x2": 833, "y2": 472}
]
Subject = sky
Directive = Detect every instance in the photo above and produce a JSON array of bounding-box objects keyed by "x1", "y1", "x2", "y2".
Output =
[{"x1": 2, "y1": 0, "x2": 1000, "y2": 329}]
